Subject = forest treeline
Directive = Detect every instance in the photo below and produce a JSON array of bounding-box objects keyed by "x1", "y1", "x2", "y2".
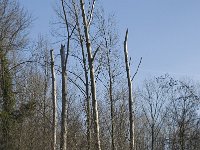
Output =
[{"x1": 0, "y1": 0, "x2": 199, "y2": 150}]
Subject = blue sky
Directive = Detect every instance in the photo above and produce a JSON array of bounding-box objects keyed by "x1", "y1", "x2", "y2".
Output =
[{"x1": 19, "y1": 0, "x2": 200, "y2": 84}]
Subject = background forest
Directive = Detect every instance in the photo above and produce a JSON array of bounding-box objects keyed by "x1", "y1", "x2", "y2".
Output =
[{"x1": 0, "y1": 0, "x2": 199, "y2": 150}]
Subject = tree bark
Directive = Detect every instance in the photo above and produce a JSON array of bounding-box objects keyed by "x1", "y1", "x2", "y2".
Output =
[
  {"x1": 60, "y1": 45, "x2": 68, "y2": 150},
  {"x1": 123, "y1": 29, "x2": 135, "y2": 150},
  {"x1": 80, "y1": 0, "x2": 101, "y2": 149},
  {"x1": 50, "y1": 49, "x2": 57, "y2": 150}
]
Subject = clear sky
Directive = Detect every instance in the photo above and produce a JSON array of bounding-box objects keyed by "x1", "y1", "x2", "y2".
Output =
[{"x1": 19, "y1": 0, "x2": 200, "y2": 85}]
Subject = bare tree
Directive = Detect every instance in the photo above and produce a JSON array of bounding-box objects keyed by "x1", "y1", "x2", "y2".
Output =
[
  {"x1": 80, "y1": 0, "x2": 101, "y2": 149},
  {"x1": 60, "y1": 44, "x2": 68, "y2": 150},
  {"x1": 123, "y1": 29, "x2": 135, "y2": 150},
  {"x1": 50, "y1": 49, "x2": 57, "y2": 150},
  {"x1": 56, "y1": 0, "x2": 77, "y2": 149},
  {"x1": 138, "y1": 77, "x2": 171, "y2": 150},
  {"x1": 72, "y1": 1, "x2": 91, "y2": 149},
  {"x1": 166, "y1": 79, "x2": 200, "y2": 150},
  {"x1": 97, "y1": 13, "x2": 120, "y2": 149}
]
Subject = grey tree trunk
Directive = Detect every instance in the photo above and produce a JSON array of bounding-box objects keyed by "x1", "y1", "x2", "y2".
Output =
[
  {"x1": 80, "y1": 0, "x2": 101, "y2": 149},
  {"x1": 123, "y1": 29, "x2": 135, "y2": 150},
  {"x1": 50, "y1": 49, "x2": 57, "y2": 150},
  {"x1": 60, "y1": 45, "x2": 68, "y2": 150}
]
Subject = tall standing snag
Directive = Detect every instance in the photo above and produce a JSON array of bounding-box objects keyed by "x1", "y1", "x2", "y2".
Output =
[
  {"x1": 124, "y1": 29, "x2": 135, "y2": 150},
  {"x1": 60, "y1": 44, "x2": 68, "y2": 150},
  {"x1": 59, "y1": 1, "x2": 76, "y2": 149},
  {"x1": 50, "y1": 49, "x2": 57, "y2": 150},
  {"x1": 80, "y1": 0, "x2": 101, "y2": 149}
]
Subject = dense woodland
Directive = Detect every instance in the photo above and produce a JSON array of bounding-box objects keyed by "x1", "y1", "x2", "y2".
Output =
[{"x1": 0, "y1": 0, "x2": 199, "y2": 150}]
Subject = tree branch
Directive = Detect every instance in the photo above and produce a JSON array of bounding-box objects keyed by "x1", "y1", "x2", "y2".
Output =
[{"x1": 131, "y1": 57, "x2": 142, "y2": 81}]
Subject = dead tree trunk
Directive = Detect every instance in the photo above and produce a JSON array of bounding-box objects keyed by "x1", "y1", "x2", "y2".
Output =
[
  {"x1": 80, "y1": 0, "x2": 101, "y2": 149},
  {"x1": 50, "y1": 49, "x2": 57, "y2": 150},
  {"x1": 124, "y1": 29, "x2": 135, "y2": 150},
  {"x1": 60, "y1": 44, "x2": 68, "y2": 150}
]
